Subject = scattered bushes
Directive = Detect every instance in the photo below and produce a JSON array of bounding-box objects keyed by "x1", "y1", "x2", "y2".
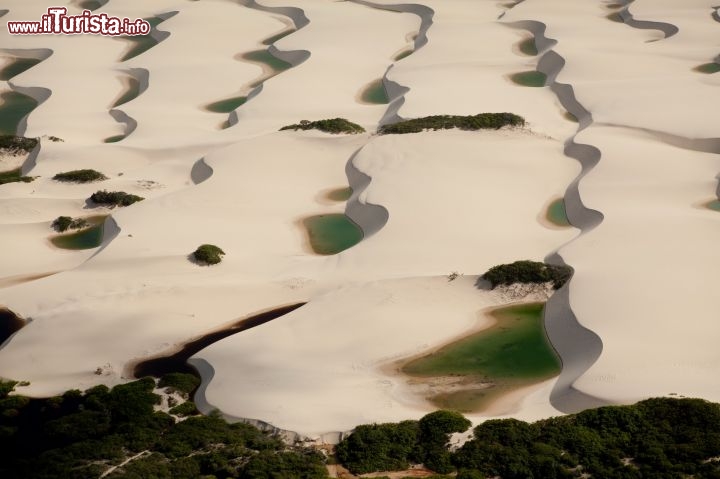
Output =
[
  {"x1": 192, "y1": 244, "x2": 225, "y2": 265},
  {"x1": 0, "y1": 168, "x2": 34, "y2": 185},
  {"x1": 89, "y1": 190, "x2": 144, "y2": 207},
  {"x1": 335, "y1": 420, "x2": 420, "y2": 474},
  {"x1": 53, "y1": 169, "x2": 108, "y2": 183},
  {"x1": 51, "y1": 216, "x2": 89, "y2": 233},
  {"x1": 378, "y1": 113, "x2": 525, "y2": 135},
  {"x1": 280, "y1": 118, "x2": 366, "y2": 134},
  {"x1": 481, "y1": 260, "x2": 572, "y2": 290},
  {"x1": 0, "y1": 135, "x2": 37, "y2": 154}
]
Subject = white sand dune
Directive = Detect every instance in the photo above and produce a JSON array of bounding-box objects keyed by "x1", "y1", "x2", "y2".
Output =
[{"x1": 0, "y1": 0, "x2": 719, "y2": 443}]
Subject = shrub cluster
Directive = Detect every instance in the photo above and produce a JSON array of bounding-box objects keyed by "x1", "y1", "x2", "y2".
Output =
[
  {"x1": 158, "y1": 373, "x2": 200, "y2": 395},
  {"x1": 378, "y1": 113, "x2": 525, "y2": 134},
  {"x1": 53, "y1": 169, "x2": 108, "y2": 183},
  {"x1": 280, "y1": 118, "x2": 366, "y2": 134},
  {"x1": 481, "y1": 260, "x2": 572, "y2": 290},
  {"x1": 0, "y1": 378, "x2": 326, "y2": 479},
  {"x1": 0, "y1": 168, "x2": 34, "y2": 185},
  {"x1": 51, "y1": 216, "x2": 89, "y2": 233},
  {"x1": 0, "y1": 135, "x2": 38, "y2": 154},
  {"x1": 339, "y1": 398, "x2": 720, "y2": 478},
  {"x1": 193, "y1": 244, "x2": 225, "y2": 265},
  {"x1": 90, "y1": 190, "x2": 144, "y2": 207},
  {"x1": 336, "y1": 410, "x2": 471, "y2": 475}
]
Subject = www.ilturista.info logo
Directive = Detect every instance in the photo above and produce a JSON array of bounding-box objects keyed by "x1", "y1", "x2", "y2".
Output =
[{"x1": 7, "y1": 7, "x2": 151, "y2": 35}]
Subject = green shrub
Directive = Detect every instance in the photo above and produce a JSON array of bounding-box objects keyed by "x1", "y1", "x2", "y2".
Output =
[
  {"x1": 0, "y1": 168, "x2": 34, "y2": 185},
  {"x1": 169, "y1": 401, "x2": 198, "y2": 417},
  {"x1": 280, "y1": 118, "x2": 366, "y2": 134},
  {"x1": 90, "y1": 190, "x2": 144, "y2": 207},
  {"x1": 335, "y1": 420, "x2": 420, "y2": 474},
  {"x1": 0, "y1": 135, "x2": 37, "y2": 154},
  {"x1": 192, "y1": 244, "x2": 225, "y2": 265},
  {"x1": 481, "y1": 260, "x2": 572, "y2": 290},
  {"x1": 53, "y1": 169, "x2": 108, "y2": 183},
  {"x1": 378, "y1": 113, "x2": 525, "y2": 135},
  {"x1": 51, "y1": 216, "x2": 89, "y2": 232},
  {"x1": 159, "y1": 373, "x2": 200, "y2": 395}
]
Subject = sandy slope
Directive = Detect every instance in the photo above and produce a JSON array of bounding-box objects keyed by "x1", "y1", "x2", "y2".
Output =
[{"x1": 0, "y1": 0, "x2": 718, "y2": 442}]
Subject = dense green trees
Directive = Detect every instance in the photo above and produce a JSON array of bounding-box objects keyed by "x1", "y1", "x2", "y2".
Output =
[
  {"x1": 0, "y1": 378, "x2": 321, "y2": 479},
  {"x1": 339, "y1": 398, "x2": 720, "y2": 478},
  {"x1": 378, "y1": 113, "x2": 525, "y2": 134},
  {"x1": 0, "y1": 135, "x2": 37, "y2": 153},
  {"x1": 89, "y1": 190, "x2": 144, "y2": 207},
  {"x1": 53, "y1": 169, "x2": 108, "y2": 183},
  {"x1": 280, "y1": 118, "x2": 366, "y2": 134},
  {"x1": 481, "y1": 260, "x2": 572, "y2": 289},
  {"x1": 335, "y1": 420, "x2": 420, "y2": 473}
]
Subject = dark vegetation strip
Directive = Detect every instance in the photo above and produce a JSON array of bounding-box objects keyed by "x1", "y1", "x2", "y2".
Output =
[
  {"x1": 133, "y1": 303, "x2": 306, "y2": 378},
  {"x1": 378, "y1": 113, "x2": 525, "y2": 134}
]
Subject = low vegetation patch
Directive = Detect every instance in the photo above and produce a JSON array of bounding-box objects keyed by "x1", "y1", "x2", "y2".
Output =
[
  {"x1": 89, "y1": 190, "x2": 144, "y2": 207},
  {"x1": 168, "y1": 401, "x2": 198, "y2": 417},
  {"x1": 0, "y1": 168, "x2": 34, "y2": 185},
  {"x1": 339, "y1": 398, "x2": 720, "y2": 478},
  {"x1": 378, "y1": 113, "x2": 525, "y2": 134},
  {"x1": 53, "y1": 169, "x2": 108, "y2": 183},
  {"x1": 0, "y1": 135, "x2": 37, "y2": 154},
  {"x1": 51, "y1": 216, "x2": 89, "y2": 233},
  {"x1": 0, "y1": 378, "x2": 327, "y2": 479},
  {"x1": 481, "y1": 260, "x2": 572, "y2": 290},
  {"x1": 192, "y1": 244, "x2": 225, "y2": 265},
  {"x1": 280, "y1": 118, "x2": 366, "y2": 134}
]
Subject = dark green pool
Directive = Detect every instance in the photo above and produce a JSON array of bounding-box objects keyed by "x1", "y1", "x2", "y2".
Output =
[
  {"x1": 360, "y1": 79, "x2": 389, "y2": 104},
  {"x1": 546, "y1": 198, "x2": 571, "y2": 227},
  {"x1": 706, "y1": 200, "x2": 720, "y2": 212},
  {"x1": 518, "y1": 37, "x2": 538, "y2": 56},
  {"x1": 243, "y1": 50, "x2": 292, "y2": 88},
  {"x1": 326, "y1": 187, "x2": 353, "y2": 202},
  {"x1": 303, "y1": 214, "x2": 363, "y2": 255},
  {"x1": 51, "y1": 220, "x2": 105, "y2": 250},
  {"x1": 403, "y1": 303, "x2": 560, "y2": 412},
  {"x1": 0, "y1": 57, "x2": 42, "y2": 81},
  {"x1": 206, "y1": 96, "x2": 247, "y2": 113},
  {"x1": 0, "y1": 91, "x2": 38, "y2": 136},
  {"x1": 694, "y1": 63, "x2": 720, "y2": 74},
  {"x1": 510, "y1": 71, "x2": 547, "y2": 87},
  {"x1": 120, "y1": 17, "x2": 164, "y2": 62},
  {"x1": 112, "y1": 76, "x2": 141, "y2": 108}
]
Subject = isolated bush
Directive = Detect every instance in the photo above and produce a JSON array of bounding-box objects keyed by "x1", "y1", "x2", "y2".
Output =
[
  {"x1": 168, "y1": 401, "x2": 198, "y2": 417},
  {"x1": 280, "y1": 118, "x2": 366, "y2": 134},
  {"x1": 89, "y1": 190, "x2": 144, "y2": 207},
  {"x1": 481, "y1": 260, "x2": 572, "y2": 290},
  {"x1": 53, "y1": 169, "x2": 107, "y2": 183},
  {"x1": 378, "y1": 113, "x2": 525, "y2": 135},
  {"x1": 192, "y1": 244, "x2": 225, "y2": 265},
  {"x1": 51, "y1": 216, "x2": 89, "y2": 232}
]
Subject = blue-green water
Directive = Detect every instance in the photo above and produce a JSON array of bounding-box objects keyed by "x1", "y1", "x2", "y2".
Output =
[
  {"x1": 511, "y1": 71, "x2": 547, "y2": 87},
  {"x1": 0, "y1": 57, "x2": 42, "y2": 81},
  {"x1": 0, "y1": 91, "x2": 38, "y2": 136},
  {"x1": 303, "y1": 214, "x2": 363, "y2": 255},
  {"x1": 51, "y1": 222, "x2": 104, "y2": 250}
]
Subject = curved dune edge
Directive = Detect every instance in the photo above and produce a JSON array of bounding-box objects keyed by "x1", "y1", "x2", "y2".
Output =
[
  {"x1": 348, "y1": 0, "x2": 434, "y2": 126},
  {"x1": 344, "y1": 147, "x2": 390, "y2": 239},
  {"x1": 0, "y1": 48, "x2": 53, "y2": 81},
  {"x1": 118, "y1": 11, "x2": 177, "y2": 63},
  {"x1": 110, "y1": 67, "x2": 149, "y2": 108},
  {"x1": 497, "y1": 0, "x2": 527, "y2": 20},
  {"x1": 190, "y1": 157, "x2": 213, "y2": 185},
  {"x1": 615, "y1": 0, "x2": 679, "y2": 40},
  {"x1": 512, "y1": 22, "x2": 608, "y2": 413},
  {"x1": 106, "y1": 108, "x2": 137, "y2": 143},
  {"x1": 224, "y1": 1, "x2": 310, "y2": 129}
]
